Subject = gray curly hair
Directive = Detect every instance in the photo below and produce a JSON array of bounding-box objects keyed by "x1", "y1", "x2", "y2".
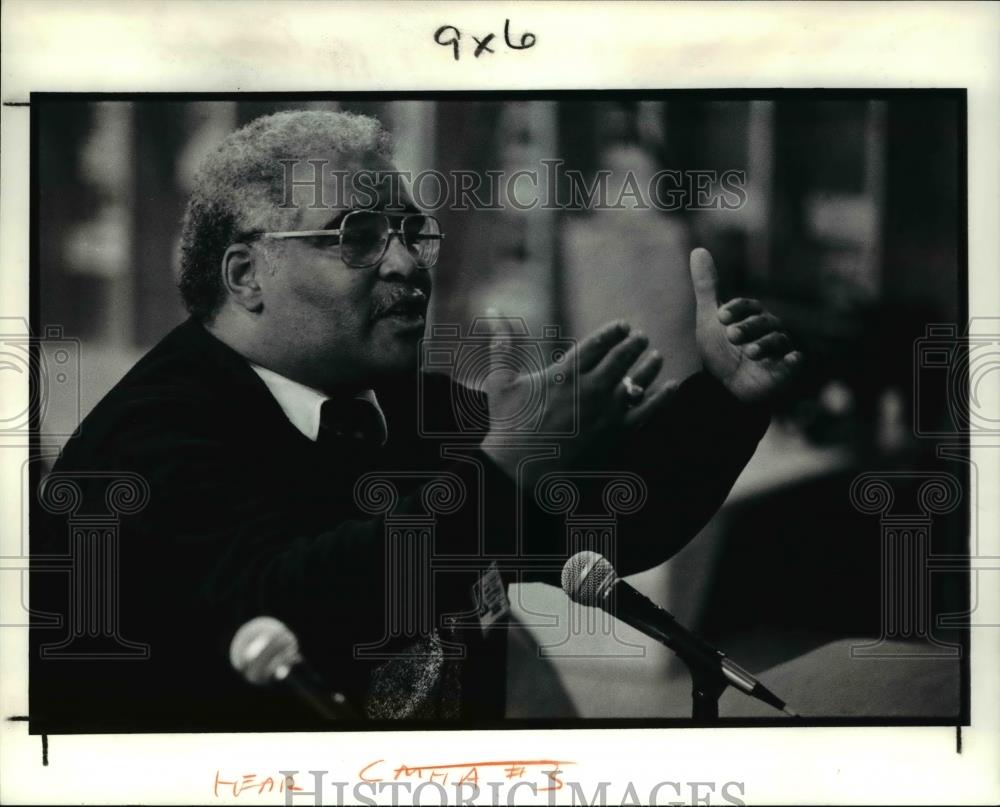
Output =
[{"x1": 178, "y1": 109, "x2": 393, "y2": 320}]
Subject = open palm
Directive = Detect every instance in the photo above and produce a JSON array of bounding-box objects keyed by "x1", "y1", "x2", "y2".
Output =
[{"x1": 690, "y1": 248, "x2": 803, "y2": 405}]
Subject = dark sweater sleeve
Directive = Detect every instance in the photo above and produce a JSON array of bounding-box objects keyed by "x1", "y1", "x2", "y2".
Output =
[
  {"x1": 594, "y1": 370, "x2": 770, "y2": 576},
  {"x1": 104, "y1": 391, "x2": 517, "y2": 674}
]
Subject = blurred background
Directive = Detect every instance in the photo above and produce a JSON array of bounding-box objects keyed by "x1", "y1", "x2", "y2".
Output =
[{"x1": 34, "y1": 95, "x2": 967, "y2": 719}]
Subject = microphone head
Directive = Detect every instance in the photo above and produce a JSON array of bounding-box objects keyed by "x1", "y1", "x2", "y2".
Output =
[
  {"x1": 229, "y1": 616, "x2": 302, "y2": 686},
  {"x1": 561, "y1": 551, "x2": 618, "y2": 606}
]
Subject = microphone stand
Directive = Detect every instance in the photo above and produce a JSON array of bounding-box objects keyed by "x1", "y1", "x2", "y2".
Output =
[
  {"x1": 608, "y1": 581, "x2": 793, "y2": 720},
  {"x1": 684, "y1": 655, "x2": 728, "y2": 720}
]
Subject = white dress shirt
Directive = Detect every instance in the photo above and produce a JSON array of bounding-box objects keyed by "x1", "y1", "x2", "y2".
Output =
[{"x1": 249, "y1": 363, "x2": 387, "y2": 445}]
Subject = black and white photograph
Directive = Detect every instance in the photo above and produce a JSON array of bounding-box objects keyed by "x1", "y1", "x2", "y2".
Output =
[
  {"x1": 26, "y1": 91, "x2": 969, "y2": 734},
  {"x1": 2, "y1": 3, "x2": 998, "y2": 806}
]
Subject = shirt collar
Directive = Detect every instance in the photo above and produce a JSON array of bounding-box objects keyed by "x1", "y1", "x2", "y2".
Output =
[{"x1": 249, "y1": 363, "x2": 387, "y2": 444}]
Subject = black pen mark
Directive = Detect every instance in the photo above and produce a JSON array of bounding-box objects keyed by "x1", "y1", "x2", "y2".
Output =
[
  {"x1": 6, "y1": 716, "x2": 47, "y2": 765},
  {"x1": 473, "y1": 34, "x2": 495, "y2": 57},
  {"x1": 504, "y1": 18, "x2": 536, "y2": 50},
  {"x1": 434, "y1": 19, "x2": 535, "y2": 62}
]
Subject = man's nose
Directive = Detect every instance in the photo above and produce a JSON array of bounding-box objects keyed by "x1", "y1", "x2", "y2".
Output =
[{"x1": 377, "y1": 233, "x2": 420, "y2": 280}]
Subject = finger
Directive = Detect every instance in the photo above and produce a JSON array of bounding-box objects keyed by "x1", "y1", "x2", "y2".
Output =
[
  {"x1": 623, "y1": 380, "x2": 679, "y2": 430},
  {"x1": 590, "y1": 332, "x2": 650, "y2": 391},
  {"x1": 745, "y1": 331, "x2": 791, "y2": 360},
  {"x1": 726, "y1": 313, "x2": 781, "y2": 345},
  {"x1": 760, "y1": 349, "x2": 805, "y2": 386},
  {"x1": 780, "y1": 350, "x2": 805, "y2": 371},
  {"x1": 610, "y1": 350, "x2": 663, "y2": 410},
  {"x1": 718, "y1": 297, "x2": 762, "y2": 325},
  {"x1": 627, "y1": 349, "x2": 663, "y2": 388},
  {"x1": 689, "y1": 248, "x2": 720, "y2": 324},
  {"x1": 572, "y1": 320, "x2": 632, "y2": 374}
]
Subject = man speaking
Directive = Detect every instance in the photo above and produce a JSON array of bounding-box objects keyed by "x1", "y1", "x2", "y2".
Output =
[{"x1": 31, "y1": 110, "x2": 801, "y2": 731}]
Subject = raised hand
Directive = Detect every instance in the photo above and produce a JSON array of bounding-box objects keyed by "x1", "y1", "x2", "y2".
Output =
[
  {"x1": 479, "y1": 316, "x2": 673, "y2": 485},
  {"x1": 690, "y1": 247, "x2": 803, "y2": 405}
]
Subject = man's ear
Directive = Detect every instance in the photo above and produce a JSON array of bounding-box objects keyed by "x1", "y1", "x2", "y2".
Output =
[{"x1": 221, "y1": 243, "x2": 264, "y2": 313}]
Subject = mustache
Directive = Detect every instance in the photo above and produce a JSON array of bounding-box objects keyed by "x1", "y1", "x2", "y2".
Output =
[{"x1": 370, "y1": 283, "x2": 431, "y2": 319}]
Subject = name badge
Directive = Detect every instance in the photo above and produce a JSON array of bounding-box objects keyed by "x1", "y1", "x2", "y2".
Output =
[{"x1": 473, "y1": 562, "x2": 509, "y2": 635}]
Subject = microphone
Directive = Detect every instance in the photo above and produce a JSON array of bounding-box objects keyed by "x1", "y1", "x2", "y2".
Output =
[
  {"x1": 229, "y1": 616, "x2": 357, "y2": 720},
  {"x1": 561, "y1": 551, "x2": 798, "y2": 717}
]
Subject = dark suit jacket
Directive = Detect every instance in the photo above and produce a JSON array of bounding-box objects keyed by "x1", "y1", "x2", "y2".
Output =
[{"x1": 30, "y1": 317, "x2": 768, "y2": 733}]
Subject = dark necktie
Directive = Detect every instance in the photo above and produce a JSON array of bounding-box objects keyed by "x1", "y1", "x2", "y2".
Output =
[{"x1": 317, "y1": 397, "x2": 387, "y2": 450}]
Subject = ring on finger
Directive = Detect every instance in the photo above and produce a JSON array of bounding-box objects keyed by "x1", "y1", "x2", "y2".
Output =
[{"x1": 622, "y1": 375, "x2": 645, "y2": 405}]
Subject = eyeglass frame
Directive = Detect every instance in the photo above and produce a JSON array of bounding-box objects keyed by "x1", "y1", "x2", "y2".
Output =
[{"x1": 248, "y1": 209, "x2": 445, "y2": 270}]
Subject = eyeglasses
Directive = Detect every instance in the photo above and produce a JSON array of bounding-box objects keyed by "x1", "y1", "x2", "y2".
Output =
[{"x1": 258, "y1": 210, "x2": 444, "y2": 269}]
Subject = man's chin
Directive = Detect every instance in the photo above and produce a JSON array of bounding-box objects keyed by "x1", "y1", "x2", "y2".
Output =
[{"x1": 368, "y1": 336, "x2": 422, "y2": 378}]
